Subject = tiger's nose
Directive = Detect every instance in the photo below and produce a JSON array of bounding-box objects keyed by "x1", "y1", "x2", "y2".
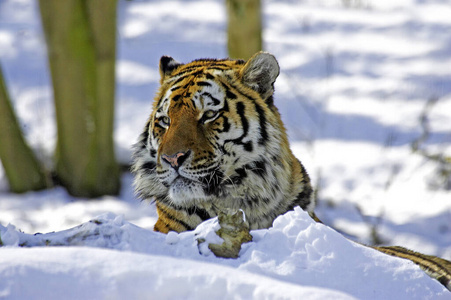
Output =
[{"x1": 161, "y1": 150, "x2": 191, "y2": 170}]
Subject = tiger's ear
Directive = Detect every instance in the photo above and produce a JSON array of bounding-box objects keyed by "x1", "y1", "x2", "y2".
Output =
[
  {"x1": 159, "y1": 56, "x2": 182, "y2": 83},
  {"x1": 240, "y1": 52, "x2": 280, "y2": 101}
]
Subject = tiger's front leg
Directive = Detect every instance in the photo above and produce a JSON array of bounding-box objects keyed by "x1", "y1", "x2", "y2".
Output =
[{"x1": 207, "y1": 209, "x2": 253, "y2": 258}]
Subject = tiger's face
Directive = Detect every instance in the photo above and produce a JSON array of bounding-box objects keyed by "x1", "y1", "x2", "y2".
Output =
[
  {"x1": 133, "y1": 52, "x2": 313, "y2": 232},
  {"x1": 152, "y1": 76, "x2": 229, "y2": 201},
  {"x1": 135, "y1": 53, "x2": 280, "y2": 206}
]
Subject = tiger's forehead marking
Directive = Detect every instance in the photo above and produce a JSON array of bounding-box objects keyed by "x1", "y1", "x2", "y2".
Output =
[
  {"x1": 158, "y1": 73, "x2": 226, "y2": 115},
  {"x1": 155, "y1": 60, "x2": 243, "y2": 120}
]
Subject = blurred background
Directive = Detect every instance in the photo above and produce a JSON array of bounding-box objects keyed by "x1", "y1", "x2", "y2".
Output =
[{"x1": 0, "y1": 0, "x2": 450, "y2": 259}]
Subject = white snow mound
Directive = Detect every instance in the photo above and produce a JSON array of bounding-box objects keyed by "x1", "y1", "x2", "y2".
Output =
[{"x1": 0, "y1": 207, "x2": 448, "y2": 299}]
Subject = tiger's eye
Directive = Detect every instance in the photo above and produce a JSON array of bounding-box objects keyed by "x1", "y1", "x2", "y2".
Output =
[
  {"x1": 160, "y1": 116, "x2": 170, "y2": 126},
  {"x1": 203, "y1": 110, "x2": 217, "y2": 119}
]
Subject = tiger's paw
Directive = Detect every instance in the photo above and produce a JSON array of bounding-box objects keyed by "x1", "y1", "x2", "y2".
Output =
[{"x1": 207, "y1": 209, "x2": 253, "y2": 259}]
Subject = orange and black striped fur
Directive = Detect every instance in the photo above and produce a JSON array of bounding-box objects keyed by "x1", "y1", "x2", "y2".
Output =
[
  {"x1": 132, "y1": 52, "x2": 450, "y2": 290},
  {"x1": 132, "y1": 52, "x2": 315, "y2": 233}
]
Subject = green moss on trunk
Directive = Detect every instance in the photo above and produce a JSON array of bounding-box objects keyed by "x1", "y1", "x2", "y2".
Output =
[
  {"x1": 226, "y1": 0, "x2": 262, "y2": 60},
  {"x1": 0, "y1": 66, "x2": 49, "y2": 193},
  {"x1": 39, "y1": 0, "x2": 120, "y2": 197}
]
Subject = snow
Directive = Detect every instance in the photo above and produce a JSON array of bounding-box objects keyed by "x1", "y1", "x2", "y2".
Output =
[
  {"x1": 0, "y1": 249, "x2": 356, "y2": 300},
  {"x1": 1, "y1": 208, "x2": 448, "y2": 299},
  {"x1": 1, "y1": 0, "x2": 450, "y2": 298}
]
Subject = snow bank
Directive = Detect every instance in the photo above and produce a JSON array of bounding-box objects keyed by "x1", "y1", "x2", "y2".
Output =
[
  {"x1": 1, "y1": 208, "x2": 448, "y2": 299},
  {"x1": 0, "y1": 247, "x2": 355, "y2": 300}
]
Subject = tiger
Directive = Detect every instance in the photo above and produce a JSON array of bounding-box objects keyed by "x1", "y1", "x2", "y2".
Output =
[
  {"x1": 132, "y1": 51, "x2": 315, "y2": 233},
  {"x1": 132, "y1": 52, "x2": 450, "y2": 290}
]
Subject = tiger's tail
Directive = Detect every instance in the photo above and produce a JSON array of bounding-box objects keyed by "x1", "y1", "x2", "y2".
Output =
[
  {"x1": 373, "y1": 245, "x2": 451, "y2": 291},
  {"x1": 310, "y1": 214, "x2": 450, "y2": 290}
]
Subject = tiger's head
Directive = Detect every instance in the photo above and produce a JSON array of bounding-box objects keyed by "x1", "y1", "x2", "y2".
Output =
[{"x1": 133, "y1": 52, "x2": 313, "y2": 231}]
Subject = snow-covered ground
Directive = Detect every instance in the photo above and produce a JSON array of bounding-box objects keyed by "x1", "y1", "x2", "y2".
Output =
[
  {"x1": 1, "y1": 207, "x2": 448, "y2": 299},
  {"x1": 0, "y1": 0, "x2": 450, "y2": 298}
]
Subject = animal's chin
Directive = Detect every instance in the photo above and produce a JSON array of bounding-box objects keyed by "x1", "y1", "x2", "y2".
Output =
[{"x1": 167, "y1": 177, "x2": 209, "y2": 204}]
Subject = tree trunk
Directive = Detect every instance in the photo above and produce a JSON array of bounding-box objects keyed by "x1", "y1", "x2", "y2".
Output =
[
  {"x1": 226, "y1": 0, "x2": 262, "y2": 60},
  {"x1": 39, "y1": 0, "x2": 120, "y2": 198},
  {"x1": 0, "y1": 65, "x2": 49, "y2": 193}
]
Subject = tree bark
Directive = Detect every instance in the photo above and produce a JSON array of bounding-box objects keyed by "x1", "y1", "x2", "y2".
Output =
[
  {"x1": 0, "y1": 65, "x2": 49, "y2": 192},
  {"x1": 39, "y1": 0, "x2": 120, "y2": 197},
  {"x1": 226, "y1": 0, "x2": 262, "y2": 60}
]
